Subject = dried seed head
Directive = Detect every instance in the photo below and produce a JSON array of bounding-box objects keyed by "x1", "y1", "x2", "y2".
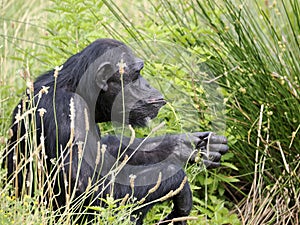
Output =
[
  {"x1": 148, "y1": 172, "x2": 162, "y2": 194},
  {"x1": 138, "y1": 197, "x2": 146, "y2": 205},
  {"x1": 101, "y1": 144, "x2": 107, "y2": 154},
  {"x1": 69, "y1": 98, "x2": 75, "y2": 130},
  {"x1": 38, "y1": 86, "x2": 50, "y2": 98},
  {"x1": 159, "y1": 176, "x2": 188, "y2": 202},
  {"x1": 120, "y1": 193, "x2": 129, "y2": 206},
  {"x1": 159, "y1": 190, "x2": 174, "y2": 202},
  {"x1": 95, "y1": 141, "x2": 101, "y2": 165},
  {"x1": 38, "y1": 108, "x2": 47, "y2": 117},
  {"x1": 26, "y1": 80, "x2": 34, "y2": 92},
  {"x1": 84, "y1": 108, "x2": 89, "y2": 131},
  {"x1": 173, "y1": 176, "x2": 188, "y2": 196},
  {"x1": 77, "y1": 141, "x2": 84, "y2": 159},
  {"x1": 67, "y1": 98, "x2": 75, "y2": 147},
  {"x1": 41, "y1": 86, "x2": 50, "y2": 94},
  {"x1": 119, "y1": 154, "x2": 129, "y2": 169},
  {"x1": 50, "y1": 158, "x2": 56, "y2": 165},
  {"x1": 117, "y1": 59, "x2": 127, "y2": 75},
  {"x1": 129, "y1": 174, "x2": 136, "y2": 190},
  {"x1": 53, "y1": 65, "x2": 63, "y2": 78}
]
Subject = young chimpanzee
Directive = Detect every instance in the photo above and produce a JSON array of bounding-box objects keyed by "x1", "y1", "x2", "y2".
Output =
[{"x1": 7, "y1": 39, "x2": 228, "y2": 224}]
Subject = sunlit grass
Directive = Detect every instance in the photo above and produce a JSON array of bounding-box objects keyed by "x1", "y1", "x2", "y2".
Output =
[
  {"x1": 3, "y1": 0, "x2": 297, "y2": 224},
  {"x1": 0, "y1": 1, "x2": 49, "y2": 224},
  {"x1": 147, "y1": 0, "x2": 300, "y2": 223}
]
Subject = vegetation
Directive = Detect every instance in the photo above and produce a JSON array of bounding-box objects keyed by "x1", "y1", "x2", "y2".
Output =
[{"x1": 0, "y1": 0, "x2": 299, "y2": 224}]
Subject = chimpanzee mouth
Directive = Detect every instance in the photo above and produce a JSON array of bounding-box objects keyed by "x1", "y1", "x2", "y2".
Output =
[
  {"x1": 128, "y1": 99, "x2": 166, "y2": 127},
  {"x1": 146, "y1": 98, "x2": 166, "y2": 106}
]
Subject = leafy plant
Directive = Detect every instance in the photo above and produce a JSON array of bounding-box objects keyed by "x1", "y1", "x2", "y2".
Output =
[
  {"x1": 5, "y1": 0, "x2": 295, "y2": 224},
  {"x1": 145, "y1": 0, "x2": 300, "y2": 223}
]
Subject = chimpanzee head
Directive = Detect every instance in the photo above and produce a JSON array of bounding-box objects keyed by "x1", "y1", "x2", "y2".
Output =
[{"x1": 75, "y1": 39, "x2": 166, "y2": 127}]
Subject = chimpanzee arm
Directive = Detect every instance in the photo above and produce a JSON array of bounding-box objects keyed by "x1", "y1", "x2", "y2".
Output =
[
  {"x1": 70, "y1": 95, "x2": 194, "y2": 224},
  {"x1": 101, "y1": 132, "x2": 228, "y2": 168},
  {"x1": 53, "y1": 93, "x2": 228, "y2": 225}
]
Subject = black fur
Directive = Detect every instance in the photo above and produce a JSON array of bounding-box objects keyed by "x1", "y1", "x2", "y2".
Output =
[{"x1": 7, "y1": 39, "x2": 228, "y2": 224}]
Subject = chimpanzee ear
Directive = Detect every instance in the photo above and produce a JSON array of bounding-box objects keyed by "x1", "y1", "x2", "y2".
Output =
[{"x1": 95, "y1": 62, "x2": 114, "y2": 91}]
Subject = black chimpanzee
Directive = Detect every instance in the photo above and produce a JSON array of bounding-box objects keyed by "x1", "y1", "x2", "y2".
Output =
[{"x1": 7, "y1": 39, "x2": 228, "y2": 224}]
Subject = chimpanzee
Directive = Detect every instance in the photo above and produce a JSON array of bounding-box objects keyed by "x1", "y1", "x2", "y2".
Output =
[{"x1": 7, "y1": 38, "x2": 228, "y2": 224}]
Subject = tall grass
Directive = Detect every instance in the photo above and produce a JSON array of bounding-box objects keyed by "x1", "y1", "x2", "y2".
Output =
[
  {"x1": 0, "y1": 0, "x2": 50, "y2": 134},
  {"x1": 0, "y1": 2, "x2": 51, "y2": 224},
  {"x1": 99, "y1": 0, "x2": 300, "y2": 223},
  {"x1": 3, "y1": 0, "x2": 298, "y2": 224},
  {"x1": 145, "y1": 0, "x2": 300, "y2": 223},
  {"x1": 1, "y1": 1, "x2": 225, "y2": 224}
]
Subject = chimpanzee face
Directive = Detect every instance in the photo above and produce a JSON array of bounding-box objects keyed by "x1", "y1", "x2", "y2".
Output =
[{"x1": 95, "y1": 50, "x2": 165, "y2": 126}]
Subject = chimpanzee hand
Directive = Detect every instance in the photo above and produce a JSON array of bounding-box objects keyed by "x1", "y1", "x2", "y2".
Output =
[
  {"x1": 194, "y1": 132, "x2": 228, "y2": 168},
  {"x1": 173, "y1": 132, "x2": 228, "y2": 168}
]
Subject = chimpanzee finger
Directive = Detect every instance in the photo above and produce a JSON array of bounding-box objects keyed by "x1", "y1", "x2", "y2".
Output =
[
  {"x1": 186, "y1": 133, "x2": 202, "y2": 148},
  {"x1": 203, "y1": 160, "x2": 221, "y2": 169},
  {"x1": 202, "y1": 151, "x2": 221, "y2": 162},
  {"x1": 206, "y1": 144, "x2": 229, "y2": 154},
  {"x1": 192, "y1": 131, "x2": 212, "y2": 140},
  {"x1": 203, "y1": 135, "x2": 227, "y2": 144},
  {"x1": 196, "y1": 134, "x2": 227, "y2": 149},
  {"x1": 197, "y1": 140, "x2": 207, "y2": 148}
]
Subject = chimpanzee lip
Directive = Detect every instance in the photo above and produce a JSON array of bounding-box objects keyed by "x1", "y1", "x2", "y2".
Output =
[{"x1": 147, "y1": 98, "x2": 166, "y2": 105}]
